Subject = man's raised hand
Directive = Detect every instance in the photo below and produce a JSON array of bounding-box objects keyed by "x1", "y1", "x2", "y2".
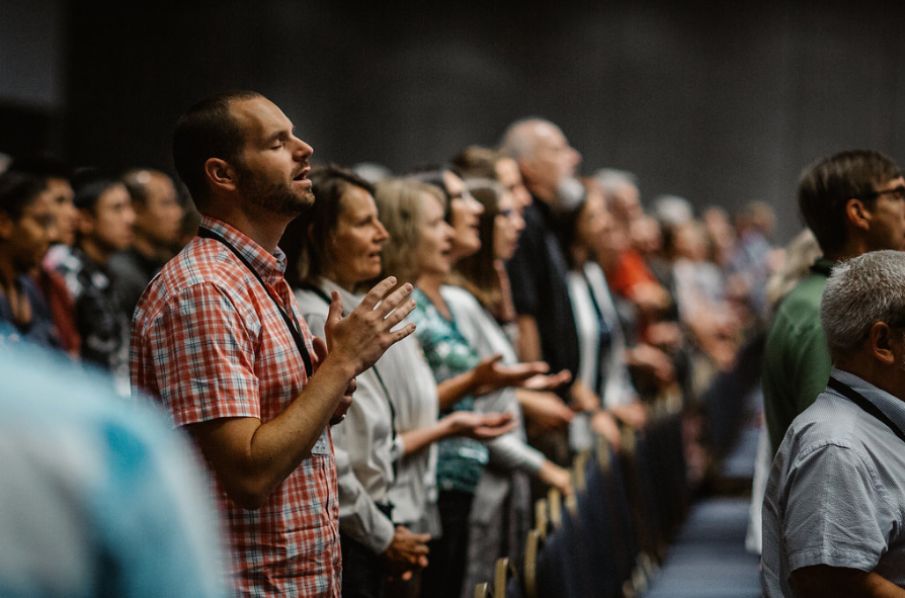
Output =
[{"x1": 324, "y1": 277, "x2": 416, "y2": 376}]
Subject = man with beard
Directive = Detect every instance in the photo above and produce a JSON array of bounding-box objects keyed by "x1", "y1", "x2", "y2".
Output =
[
  {"x1": 500, "y1": 119, "x2": 627, "y2": 458},
  {"x1": 131, "y1": 91, "x2": 417, "y2": 597}
]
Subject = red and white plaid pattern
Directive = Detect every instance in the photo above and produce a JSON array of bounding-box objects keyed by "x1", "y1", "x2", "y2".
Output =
[{"x1": 131, "y1": 215, "x2": 340, "y2": 597}]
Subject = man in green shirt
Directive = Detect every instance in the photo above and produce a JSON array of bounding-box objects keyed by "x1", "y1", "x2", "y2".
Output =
[{"x1": 763, "y1": 150, "x2": 905, "y2": 453}]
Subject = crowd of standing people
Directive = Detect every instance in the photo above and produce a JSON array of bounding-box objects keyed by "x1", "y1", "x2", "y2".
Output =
[{"x1": 6, "y1": 89, "x2": 901, "y2": 598}]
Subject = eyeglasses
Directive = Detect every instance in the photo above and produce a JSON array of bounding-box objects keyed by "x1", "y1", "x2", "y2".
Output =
[{"x1": 862, "y1": 185, "x2": 905, "y2": 202}]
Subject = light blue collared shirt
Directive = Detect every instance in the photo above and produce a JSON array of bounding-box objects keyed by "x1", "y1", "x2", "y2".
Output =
[{"x1": 762, "y1": 368, "x2": 905, "y2": 596}]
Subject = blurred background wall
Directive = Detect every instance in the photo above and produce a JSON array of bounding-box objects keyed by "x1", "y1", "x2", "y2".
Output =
[{"x1": 2, "y1": 0, "x2": 903, "y2": 242}]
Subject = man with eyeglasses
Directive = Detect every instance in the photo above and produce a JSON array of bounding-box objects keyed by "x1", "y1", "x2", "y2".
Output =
[{"x1": 763, "y1": 150, "x2": 905, "y2": 455}]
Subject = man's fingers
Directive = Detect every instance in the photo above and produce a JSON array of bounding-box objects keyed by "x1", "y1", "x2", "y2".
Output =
[
  {"x1": 326, "y1": 291, "x2": 344, "y2": 324},
  {"x1": 312, "y1": 336, "x2": 329, "y2": 365},
  {"x1": 382, "y1": 298, "x2": 416, "y2": 329},
  {"x1": 388, "y1": 323, "x2": 416, "y2": 343},
  {"x1": 359, "y1": 276, "x2": 398, "y2": 310},
  {"x1": 375, "y1": 282, "x2": 414, "y2": 316}
]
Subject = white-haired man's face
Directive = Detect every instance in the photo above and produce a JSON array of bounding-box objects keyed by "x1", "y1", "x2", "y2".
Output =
[{"x1": 520, "y1": 122, "x2": 582, "y2": 201}]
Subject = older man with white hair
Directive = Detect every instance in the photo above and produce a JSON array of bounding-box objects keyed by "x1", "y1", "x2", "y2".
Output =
[
  {"x1": 499, "y1": 119, "x2": 615, "y2": 457},
  {"x1": 762, "y1": 250, "x2": 905, "y2": 597}
]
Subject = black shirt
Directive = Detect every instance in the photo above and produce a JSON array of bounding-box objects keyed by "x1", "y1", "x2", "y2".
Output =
[
  {"x1": 109, "y1": 248, "x2": 165, "y2": 319},
  {"x1": 506, "y1": 195, "x2": 579, "y2": 392}
]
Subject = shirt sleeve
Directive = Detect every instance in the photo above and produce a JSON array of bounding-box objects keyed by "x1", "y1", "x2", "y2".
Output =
[
  {"x1": 479, "y1": 389, "x2": 545, "y2": 474},
  {"x1": 783, "y1": 442, "x2": 892, "y2": 575},
  {"x1": 333, "y1": 372, "x2": 396, "y2": 554},
  {"x1": 144, "y1": 282, "x2": 261, "y2": 426}
]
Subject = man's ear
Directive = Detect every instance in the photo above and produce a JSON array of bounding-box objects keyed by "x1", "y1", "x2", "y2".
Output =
[
  {"x1": 869, "y1": 320, "x2": 897, "y2": 366},
  {"x1": 204, "y1": 158, "x2": 238, "y2": 195},
  {"x1": 845, "y1": 197, "x2": 872, "y2": 232},
  {"x1": 76, "y1": 208, "x2": 94, "y2": 237},
  {"x1": 0, "y1": 213, "x2": 13, "y2": 240},
  {"x1": 518, "y1": 158, "x2": 538, "y2": 185}
]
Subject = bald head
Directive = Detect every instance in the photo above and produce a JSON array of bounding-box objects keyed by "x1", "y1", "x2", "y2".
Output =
[
  {"x1": 501, "y1": 119, "x2": 563, "y2": 160},
  {"x1": 499, "y1": 118, "x2": 581, "y2": 204}
]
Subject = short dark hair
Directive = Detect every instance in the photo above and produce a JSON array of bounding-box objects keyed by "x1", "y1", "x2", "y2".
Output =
[
  {"x1": 0, "y1": 171, "x2": 49, "y2": 220},
  {"x1": 798, "y1": 150, "x2": 902, "y2": 256},
  {"x1": 281, "y1": 164, "x2": 375, "y2": 288},
  {"x1": 72, "y1": 170, "x2": 122, "y2": 213},
  {"x1": 172, "y1": 90, "x2": 262, "y2": 205}
]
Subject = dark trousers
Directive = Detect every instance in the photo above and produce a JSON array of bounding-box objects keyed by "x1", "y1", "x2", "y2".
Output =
[
  {"x1": 341, "y1": 532, "x2": 385, "y2": 598},
  {"x1": 419, "y1": 490, "x2": 474, "y2": 598}
]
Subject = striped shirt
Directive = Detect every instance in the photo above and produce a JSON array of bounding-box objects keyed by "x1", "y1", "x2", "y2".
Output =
[{"x1": 131, "y1": 215, "x2": 340, "y2": 597}]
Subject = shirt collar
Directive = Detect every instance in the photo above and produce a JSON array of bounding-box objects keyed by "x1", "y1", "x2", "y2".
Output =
[
  {"x1": 830, "y1": 367, "x2": 905, "y2": 435},
  {"x1": 316, "y1": 277, "x2": 362, "y2": 315},
  {"x1": 199, "y1": 215, "x2": 287, "y2": 285},
  {"x1": 810, "y1": 257, "x2": 834, "y2": 277}
]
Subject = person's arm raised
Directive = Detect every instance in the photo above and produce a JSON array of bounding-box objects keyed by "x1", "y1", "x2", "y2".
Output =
[{"x1": 187, "y1": 277, "x2": 415, "y2": 510}]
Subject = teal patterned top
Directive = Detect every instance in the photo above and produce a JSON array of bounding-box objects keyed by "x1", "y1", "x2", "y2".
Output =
[{"x1": 410, "y1": 288, "x2": 487, "y2": 494}]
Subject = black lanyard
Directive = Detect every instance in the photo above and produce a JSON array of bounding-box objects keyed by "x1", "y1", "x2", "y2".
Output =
[
  {"x1": 198, "y1": 227, "x2": 313, "y2": 378},
  {"x1": 299, "y1": 281, "x2": 398, "y2": 444},
  {"x1": 827, "y1": 377, "x2": 905, "y2": 445},
  {"x1": 580, "y1": 269, "x2": 613, "y2": 397},
  {"x1": 810, "y1": 258, "x2": 833, "y2": 277}
]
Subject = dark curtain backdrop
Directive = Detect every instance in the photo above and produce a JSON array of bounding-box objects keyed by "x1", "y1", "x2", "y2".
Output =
[{"x1": 3, "y1": 1, "x2": 904, "y2": 242}]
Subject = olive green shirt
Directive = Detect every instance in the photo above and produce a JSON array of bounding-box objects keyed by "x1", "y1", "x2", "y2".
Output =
[{"x1": 763, "y1": 260, "x2": 832, "y2": 453}]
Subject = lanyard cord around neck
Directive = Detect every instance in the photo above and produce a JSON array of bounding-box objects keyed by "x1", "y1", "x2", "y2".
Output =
[
  {"x1": 299, "y1": 281, "x2": 398, "y2": 444},
  {"x1": 580, "y1": 268, "x2": 613, "y2": 397},
  {"x1": 198, "y1": 227, "x2": 313, "y2": 378},
  {"x1": 827, "y1": 377, "x2": 905, "y2": 444}
]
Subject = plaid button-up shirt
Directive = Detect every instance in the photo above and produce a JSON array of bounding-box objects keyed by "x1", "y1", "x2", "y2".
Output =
[{"x1": 131, "y1": 215, "x2": 340, "y2": 597}]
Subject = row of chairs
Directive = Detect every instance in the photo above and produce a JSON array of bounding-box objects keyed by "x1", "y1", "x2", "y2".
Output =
[{"x1": 474, "y1": 391, "x2": 691, "y2": 598}]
